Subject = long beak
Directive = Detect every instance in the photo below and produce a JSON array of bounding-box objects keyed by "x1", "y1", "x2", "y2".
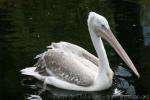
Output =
[{"x1": 98, "y1": 30, "x2": 140, "y2": 78}]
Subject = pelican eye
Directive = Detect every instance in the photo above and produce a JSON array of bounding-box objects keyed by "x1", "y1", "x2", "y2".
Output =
[
  {"x1": 101, "y1": 24, "x2": 107, "y2": 30},
  {"x1": 101, "y1": 24, "x2": 105, "y2": 27}
]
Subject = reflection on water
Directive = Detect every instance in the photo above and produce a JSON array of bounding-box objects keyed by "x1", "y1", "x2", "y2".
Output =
[{"x1": 0, "y1": 0, "x2": 150, "y2": 100}]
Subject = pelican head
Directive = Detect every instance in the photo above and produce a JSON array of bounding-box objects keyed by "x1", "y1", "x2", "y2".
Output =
[{"x1": 87, "y1": 12, "x2": 140, "y2": 78}]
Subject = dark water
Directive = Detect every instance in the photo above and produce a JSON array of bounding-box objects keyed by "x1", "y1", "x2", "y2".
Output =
[{"x1": 0, "y1": 0, "x2": 150, "y2": 100}]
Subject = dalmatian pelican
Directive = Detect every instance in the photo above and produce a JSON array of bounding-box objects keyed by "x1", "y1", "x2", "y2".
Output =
[{"x1": 21, "y1": 12, "x2": 140, "y2": 91}]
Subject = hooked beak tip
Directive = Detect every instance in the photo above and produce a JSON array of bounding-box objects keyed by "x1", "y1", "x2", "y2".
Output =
[{"x1": 137, "y1": 73, "x2": 140, "y2": 78}]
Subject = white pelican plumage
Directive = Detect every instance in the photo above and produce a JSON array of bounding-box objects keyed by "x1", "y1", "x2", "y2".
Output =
[{"x1": 21, "y1": 12, "x2": 140, "y2": 91}]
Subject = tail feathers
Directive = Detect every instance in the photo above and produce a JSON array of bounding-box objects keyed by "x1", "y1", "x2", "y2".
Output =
[
  {"x1": 21, "y1": 67, "x2": 36, "y2": 75},
  {"x1": 21, "y1": 67, "x2": 45, "y2": 81}
]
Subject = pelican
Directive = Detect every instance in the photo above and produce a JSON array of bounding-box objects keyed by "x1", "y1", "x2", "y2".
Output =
[{"x1": 21, "y1": 12, "x2": 140, "y2": 91}]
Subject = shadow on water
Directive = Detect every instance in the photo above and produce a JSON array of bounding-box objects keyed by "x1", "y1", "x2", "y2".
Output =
[{"x1": 0, "y1": 0, "x2": 150, "y2": 100}]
